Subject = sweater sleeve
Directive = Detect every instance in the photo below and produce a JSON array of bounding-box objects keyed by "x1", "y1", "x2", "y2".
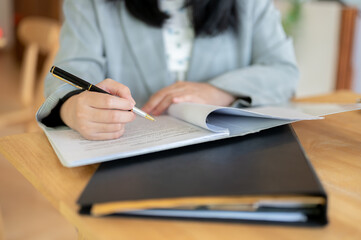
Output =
[
  {"x1": 41, "y1": 90, "x2": 83, "y2": 127},
  {"x1": 36, "y1": 0, "x2": 106, "y2": 127}
]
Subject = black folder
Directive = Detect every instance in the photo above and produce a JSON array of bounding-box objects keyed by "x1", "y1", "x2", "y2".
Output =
[{"x1": 77, "y1": 125, "x2": 328, "y2": 226}]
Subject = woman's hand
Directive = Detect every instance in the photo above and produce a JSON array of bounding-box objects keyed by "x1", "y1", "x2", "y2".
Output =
[
  {"x1": 142, "y1": 82, "x2": 236, "y2": 115},
  {"x1": 60, "y1": 79, "x2": 136, "y2": 140}
]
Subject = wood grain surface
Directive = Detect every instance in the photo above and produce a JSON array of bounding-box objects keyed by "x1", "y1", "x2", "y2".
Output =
[{"x1": 0, "y1": 91, "x2": 360, "y2": 240}]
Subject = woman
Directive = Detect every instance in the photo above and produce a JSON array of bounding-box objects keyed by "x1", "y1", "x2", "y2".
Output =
[{"x1": 38, "y1": 0, "x2": 299, "y2": 140}]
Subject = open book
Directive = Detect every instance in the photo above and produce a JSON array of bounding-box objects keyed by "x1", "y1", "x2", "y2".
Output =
[{"x1": 42, "y1": 103, "x2": 321, "y2": 167}]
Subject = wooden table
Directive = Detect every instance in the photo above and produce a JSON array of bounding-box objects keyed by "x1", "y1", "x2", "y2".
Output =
[
  {"x1": 0, "y1": 205, "x2": 3, "y2": 240},
  {"x1": 0, "y1": 91, "x2": 361, "y2": 240}
]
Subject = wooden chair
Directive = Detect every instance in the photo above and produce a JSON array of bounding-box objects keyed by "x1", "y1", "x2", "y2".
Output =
[
  {"x1": 0, "y1": 17, "x2": 60, "y2": 132},
  {"x1": 336, "y1": 7, "x2": 358, "y2": 90}
]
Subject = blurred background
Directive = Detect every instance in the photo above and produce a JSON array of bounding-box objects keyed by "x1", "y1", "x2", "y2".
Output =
[{"x1": 0, "y1": 0, "x2": 360, "y2": 239}]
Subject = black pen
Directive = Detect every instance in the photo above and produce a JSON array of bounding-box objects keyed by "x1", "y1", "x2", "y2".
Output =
[{"x1": 50, "y1": 66, "x2": 155, "y2": 121}]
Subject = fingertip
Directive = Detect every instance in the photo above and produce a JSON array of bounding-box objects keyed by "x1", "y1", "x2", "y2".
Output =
[
  {"x1": 152, "y1": 111, "x2": 161, "y2": 116},
  {"x1": 173, "y1": 97, "x2": 181, "y2": 103},
  {"x1": 123, "y1": 93, "x2": 136, "y2": 106},
  {"x1": 141, "y1": 107, "x2": 148, "y2": 113},
  {"x1": 142, "y1": 105, "x2": 151, "y2": 114},
  {"x1": 129, "y1": 102, "x2": 135, "y2": 110},
  {"x1": 151, "y1": 106, "x2": 165, "y2": 116},
  {"x1": 123, "y1": 97, "x2": 135, "y2": 108},
  {"x1": 131, "y1": 98, "x2": 136, "y2": 105}
]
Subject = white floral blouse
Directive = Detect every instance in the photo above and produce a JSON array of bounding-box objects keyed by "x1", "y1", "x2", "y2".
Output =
[{"x1": 160, "y1": 0, "x2": 194, "y2": 81}]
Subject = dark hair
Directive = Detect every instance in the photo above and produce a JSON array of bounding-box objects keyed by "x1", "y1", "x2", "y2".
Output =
[{"x1": 110, "y1": 0, "x2": 239, "y2": 37}]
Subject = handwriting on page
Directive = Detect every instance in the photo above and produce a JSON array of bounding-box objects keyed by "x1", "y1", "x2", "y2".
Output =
[
  {"x1": 78, "y1": 117, "x2": 203, "y2": 150},
  {"x1": 47, "y1": 115, "x2": 226, "y2": 165}
]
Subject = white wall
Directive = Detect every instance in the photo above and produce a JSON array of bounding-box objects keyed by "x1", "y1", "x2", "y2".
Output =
[
  {"x1": 275, "y1": 1, "x2": 342, "y2": 97},
  {"x1": 294, "y1": 2, "x2": 341, "y2": 97}
]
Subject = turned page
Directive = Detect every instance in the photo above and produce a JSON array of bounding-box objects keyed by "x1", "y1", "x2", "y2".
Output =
[{"x1": 168, "y1": 103, "x2": 321, "y2": 136}]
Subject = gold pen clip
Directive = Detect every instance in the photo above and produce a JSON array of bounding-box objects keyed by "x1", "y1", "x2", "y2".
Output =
[{"x1": 50, "y1": 66, "x2": 83, "y2": 90}]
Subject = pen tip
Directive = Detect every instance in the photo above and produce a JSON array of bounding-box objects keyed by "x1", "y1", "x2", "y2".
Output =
[{"x1": 145, "y1": 115, "x2": 155, "y2": 121}]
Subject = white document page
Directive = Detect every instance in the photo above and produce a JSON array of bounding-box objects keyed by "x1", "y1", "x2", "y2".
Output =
[
  {"x1": 121, "y1": 209, "x2": 307, "y2": 222},
  {"x1": 44, "y1": 115, "x2": 228, "y2": 167}
]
